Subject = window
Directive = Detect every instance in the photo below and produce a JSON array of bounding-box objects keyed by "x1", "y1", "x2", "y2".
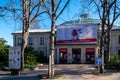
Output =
[
  {"x1": 17, "y1": 38, "x2": 21, "y2": 45},
  {"x1": 28, "y1": 37, "x2": 33, "y2": 45},
  {"x1": 118, "y1": 50, "x2": 120, "y2": 55},
  {"x1": 37, "y1": 47, "x2": 46, "y2": 56},
  {"x1": 119, "y1": 35, "x2": 120, "y2": 43},
  {"x1": 40, "y1": 37, "x2": 44, "y2": 44}
]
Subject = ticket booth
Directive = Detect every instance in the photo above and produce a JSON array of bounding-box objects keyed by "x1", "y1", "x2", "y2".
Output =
[
  {"x1": 86, "y1": 48, "x2": 95, "y2": 64},
  {"x1": 59, "y1": 48, "x2": 67, "y2": 64}
]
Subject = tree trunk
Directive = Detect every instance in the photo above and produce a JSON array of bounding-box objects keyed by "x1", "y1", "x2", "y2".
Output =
[
  {"x1": 106, "y1": 29, "x2": 111, "y2": 63},
  {"x1": 99, "y1": 18, "x2": 105, "y2": 74},
  {"x1": 49, "y1": 19, "x2": 55, "y2": 78},
  {"x1": 21, "y1": 30, "x2": 29, "y2": 70},
  {"x1": 49, "y1": 0, "x2": 55, "y2": 78},
  {"x1": 99, "y1": 36, "x2": 104, "y2": 73},
  {"x1": 21, "y1": 0, "x2": 29, "y2": 70}
]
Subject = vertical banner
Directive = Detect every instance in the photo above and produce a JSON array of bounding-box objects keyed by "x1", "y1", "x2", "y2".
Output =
[{"x1": 9, "y1": 47, "x2": 21, "y2": 69}]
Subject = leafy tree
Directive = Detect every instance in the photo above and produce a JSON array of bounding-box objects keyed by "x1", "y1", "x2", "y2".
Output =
[{"x1": 0, "y1": 38, "x2": 9, "y2": 66}]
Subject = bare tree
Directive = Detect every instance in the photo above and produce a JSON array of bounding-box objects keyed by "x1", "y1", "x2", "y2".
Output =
[
  {"x1": 94, "y1": 0, "x2": 120, "y2": 73},
  {"x1": 0, "y1": 0, "x2": 46, "y2": 70},
  {"x1": 42, "y1": 0, "x2": 70, "y2": 78},
  {"x1": 21, "y1": 0, "x2": 46, "y2": 70},
  {"x1": 105, "y1": 0, "x2": 120, "y2": 63}
]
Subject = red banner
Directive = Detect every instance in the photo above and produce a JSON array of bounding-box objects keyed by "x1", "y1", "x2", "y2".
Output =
[
  {"x1": 59, "y1": 48, "x2": 67, "y2": 53},
  {"x1": 57, "y1": 38, "x2": 97, "y2": 44},
  {"x1": 86, "y1": 48, "x2": 95, "y2": 53}
]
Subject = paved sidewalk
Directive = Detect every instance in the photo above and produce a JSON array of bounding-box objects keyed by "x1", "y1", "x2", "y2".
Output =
[
  {"x1": 0, "y1": 64, "x2": 119, "y2": 80},
  {"x1": 57, "y1": 73, "x2": 120, "y2": 80}
]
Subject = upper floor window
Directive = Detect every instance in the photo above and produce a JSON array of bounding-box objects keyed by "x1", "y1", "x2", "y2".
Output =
[
  {"x1": 40, "y1": 37, "x2": 44, "y2": 44},
  {"x1": 17, "y1": 38, "x2": 21, "y2": 45},
  {"x1": 119, "y1": 35, "x2": 120, "y2": 43},
  {"x1": 28, "y1": 37, "x2": 33, "y2": 45}
]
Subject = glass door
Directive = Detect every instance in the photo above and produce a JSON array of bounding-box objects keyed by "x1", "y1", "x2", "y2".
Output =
[{"x1": 72, "y1": 48, "x2": 81, "y2": 64}]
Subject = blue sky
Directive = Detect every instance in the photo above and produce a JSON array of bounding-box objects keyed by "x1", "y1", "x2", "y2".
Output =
[{"x1": 0, "y1": 0, "x2": 100, "y2": 46}]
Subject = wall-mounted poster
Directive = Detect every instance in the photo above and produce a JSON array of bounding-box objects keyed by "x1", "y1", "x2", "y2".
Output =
[
  {"x1": 9, "y1": 47, "x2": 21, "y2": 69},
  {"x1": 56, "y1": 24, "x2": 98, "y2": 44}
]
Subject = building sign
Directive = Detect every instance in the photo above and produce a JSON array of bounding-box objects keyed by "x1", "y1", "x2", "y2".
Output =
[
  {"x1": 86, "y1": 48, "x2": 95, "y2": 53},
  {"x1": 56, "y1": 24, "x2": 98, "y2": 44},
  {"x1": 59, "y1": 48, "x2": 67, "y2": 53},
  {"x1": 9, "y1": 47, "x2": 21, "y2": 69}
]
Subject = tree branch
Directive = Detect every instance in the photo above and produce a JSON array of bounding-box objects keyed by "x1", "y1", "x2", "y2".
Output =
[
  {"x1": 29, "y1": 2, "x2": 39, "y2": 16},
  {"x1": 29, "y1": 0, "x2": 42, "y2": 24},
  {"x1": 42, "y1": 0, "x2": 51, "y2": 17},
  {"x1": 55, "y1": 0, "x2": 62, "y2": 13},
  {"x1": 109, "y1": 0, "x2": 116, "y2": 9},
  {"x1": 0, "y1": 6, "x2": 21, "y2": 12},
  {"x1": 93, "y1": 1, "x2": 102, "y2": 20},
  {"x1": 55, "y1": 0, "x2": 70, "y2": 20},
  {"x1": 30, "y1": 11, "x2": 46, "y2": 24}
]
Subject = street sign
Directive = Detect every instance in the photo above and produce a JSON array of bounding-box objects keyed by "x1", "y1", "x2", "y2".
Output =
[{"x1": 9, "y1": 47, "x2": 21, "y2": 69}]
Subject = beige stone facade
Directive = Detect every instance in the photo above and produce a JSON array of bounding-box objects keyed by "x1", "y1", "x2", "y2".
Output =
[
  {"x1": 12, "y1": 29, "x2": 100, "y2": 64},
  {"x1": 56, "y1": 44, "x2": 99, "y2": 64},
  {"x1": 12, "y1": 29, "x2": 50, "y2": 58},
  {"x1": 12, "y1": 13, "x2": 120, "y2": 64},
  {"x1": 108, "y1": 29, "x2": 120, "y2": 56},
  {"x1": 12, "y1": 28, "x2": 120, "y2": 64}
]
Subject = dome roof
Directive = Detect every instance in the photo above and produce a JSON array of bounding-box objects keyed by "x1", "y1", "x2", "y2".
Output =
[{"x1": 60, "y1": 13, "x2": 101, "y2": 26}]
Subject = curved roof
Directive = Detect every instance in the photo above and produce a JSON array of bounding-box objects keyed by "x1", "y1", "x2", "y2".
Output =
[
  {"x1": 59, "y1": 14, "x2": 101, "y2": 26},
  {"x1": 60, "y1": 18, "x2": 101, "y2": 26}
]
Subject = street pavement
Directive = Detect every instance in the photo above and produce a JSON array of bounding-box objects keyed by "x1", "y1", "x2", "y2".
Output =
[{"x1": 0, "y1": 64, "x2": 119, "y2": 80}]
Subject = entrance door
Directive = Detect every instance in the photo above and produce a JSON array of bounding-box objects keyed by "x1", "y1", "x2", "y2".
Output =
[
  {"x1": 86, "y1": 48, "x2": 95, "y2": 64},
  {"x1": 59, "y1": 48, "x2": 67, "y2": 64},
  {"x1": 72, "y1": 48, "x2": 81, "y2": 64}
]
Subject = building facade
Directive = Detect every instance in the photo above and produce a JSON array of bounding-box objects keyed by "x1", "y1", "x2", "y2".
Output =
[
  {"x1": 12, "y1": 14, "x2": 120, "y2": 64},
  {"x1": 108, "y1": 28, "x2": 120, "y2": 56},
  {"x1": 12, "y1": 29, "x2": 50, "y2": 58}
]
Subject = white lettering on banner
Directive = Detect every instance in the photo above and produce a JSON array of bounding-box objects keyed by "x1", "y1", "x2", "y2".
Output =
[{"x1": 56, "y1": 24, "x2": 98, "y2": 44}]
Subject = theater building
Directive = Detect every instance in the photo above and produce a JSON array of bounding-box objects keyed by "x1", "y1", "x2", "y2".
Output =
[
  {"x1": 12, "y1": 14, "x2": 120, "y2": 64},
  {"x1": 55, "y1": 24, "x2": 99, "y2": 64}
]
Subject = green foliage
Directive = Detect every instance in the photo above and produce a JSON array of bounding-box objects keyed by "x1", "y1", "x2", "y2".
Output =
[
  {"x1": 24, "y1": 53, "x2": 36, "y2": 65},
  {"x1": 34, "y1": 51, "x2": 48, "y2": 63},
  {"x1": 0, "y1": 38, "x2": 7, "y2": 47},
  {"x1": 24, "y1": 64, "x2": 36, "y2": 69},
  {"x1": 110, "y1": 55, "x2": 120, "y2": 63},
  {"x1": 105, "y1": 55, "x2": 120, "y2": 69},
  {"x1": 24, "y1": 47, "x2": 48, "y2": 66},
  {"x1": 0, "y1": 38, "x2": 9, "y2": 66}
]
